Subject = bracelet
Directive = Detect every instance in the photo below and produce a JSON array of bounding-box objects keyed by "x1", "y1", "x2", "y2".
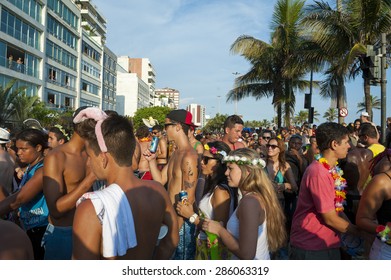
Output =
[{"x1": 376, "y1": 225, "x2": 391, "y2": 244}]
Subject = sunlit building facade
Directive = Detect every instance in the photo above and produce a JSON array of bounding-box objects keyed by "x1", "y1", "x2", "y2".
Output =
[{"x1": 0, "y1": 0, "x2": 117, "y2": 114}]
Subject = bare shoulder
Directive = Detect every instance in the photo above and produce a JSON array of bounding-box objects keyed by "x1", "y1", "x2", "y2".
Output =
[
  {"x1": 46, "y1": 146, "x2": 66, "y2": 158},
  {"x1": 45, "y1": 146, "x2": 67, "y2": 163},
  {"x1": 237, "y1": 194, "x2": 263, "y2": 218},
  {"x1": 0, "y1": 220, "x2": 33, "y2": 260},
  {"x1": 347, "y1": 147, "x2": 372, "y2": 162},
  {"x1": 75, "y1": 198, "x2": 96, "y2": 219},
  {"x1": 44, "y1": 148, "x2": 67, "y2": 175},
  {"x1": 214, "y1": 185, "x2": 230, "y2": 196},
  {"x1": 237, "y1": 141, "x2": 246, "y2": 148},
  {"x1": 369, "y1": 172, "x2": 391, "y2": 190},
  {"x1": 183, "y1": 148, "x2": 198, "y2": 161}
]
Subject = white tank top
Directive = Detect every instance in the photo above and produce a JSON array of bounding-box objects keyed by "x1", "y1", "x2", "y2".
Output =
[
  {"x1": 198, "y1": 185, "x2": 234, "y2": 240},
  {"x1": 227, "y1": 207, "x2": 270, "y2": 260}
]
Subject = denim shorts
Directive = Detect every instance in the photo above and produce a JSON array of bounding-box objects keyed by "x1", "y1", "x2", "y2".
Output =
[
  {"x1": 171, "y1": 220, "x2": 196, "y2": 260},
  {"x1": 42, "y1": 223, "x2": 73, "y2": 260}
]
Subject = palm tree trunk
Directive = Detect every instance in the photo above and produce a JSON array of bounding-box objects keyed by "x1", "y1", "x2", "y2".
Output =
[
  {"x1": 277, "y1": 103, "x2": 282, "y2": 128},
  {"x1": 337, "y1": 77, "x2": 345, "y2": 124}
]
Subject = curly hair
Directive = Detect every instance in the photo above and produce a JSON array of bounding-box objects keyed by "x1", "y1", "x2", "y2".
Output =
[{"x1": 228, "y1": 148, "x2": 286, "y2": 253}]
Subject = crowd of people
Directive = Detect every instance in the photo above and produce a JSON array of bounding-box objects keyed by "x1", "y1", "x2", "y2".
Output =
[{"x1": 0, "y1": 108, "x2": 391, "y2": 260}]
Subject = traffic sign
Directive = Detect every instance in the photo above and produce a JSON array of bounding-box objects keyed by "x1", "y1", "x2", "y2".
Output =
[{"x1": 339, "y1": 107, "x2": 348, "y2": 117}]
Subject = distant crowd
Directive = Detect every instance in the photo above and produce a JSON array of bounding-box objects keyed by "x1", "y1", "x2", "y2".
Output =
[{"x1": 0, "y1": 108, "x2": 391, "y2": 260}]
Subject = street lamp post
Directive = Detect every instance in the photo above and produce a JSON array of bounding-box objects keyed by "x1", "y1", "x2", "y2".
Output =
[{"x1": 232, "y1": 72, "x2": 240, "y2": 115}]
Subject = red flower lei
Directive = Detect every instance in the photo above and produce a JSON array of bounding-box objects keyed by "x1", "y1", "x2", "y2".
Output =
[{"x1": 316, "y1": 156, "x2": 347, "y2": 212}]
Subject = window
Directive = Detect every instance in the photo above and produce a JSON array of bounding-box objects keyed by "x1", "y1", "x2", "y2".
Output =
[
  {"x1": 49, "y1": 68, "x2": 56, "y2": 80},
  {"x1": 47, "y1": 93, "x2": 55, "y2": 106},
  {"x1": 82, "y1": 82, "x2": 88, "y2": 91}
]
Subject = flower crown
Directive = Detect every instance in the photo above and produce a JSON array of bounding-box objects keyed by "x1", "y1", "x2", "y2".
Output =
[
  {"x1": 223, "y1": 155, "x2": 266, "y2": 168},
  {"x1": 54, "y1": 124, "x2": 70, "y2": 141},
  {"x1": 204, "y1": 144, "x2": 227, "y2": 157}
]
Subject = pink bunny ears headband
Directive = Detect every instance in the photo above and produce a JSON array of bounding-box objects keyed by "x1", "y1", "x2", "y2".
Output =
[{"x1": 73, "y1": 107, "x2": 108, "y2": 152}]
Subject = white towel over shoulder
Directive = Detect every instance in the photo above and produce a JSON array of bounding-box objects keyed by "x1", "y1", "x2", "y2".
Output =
[{"x1": 77, "y1": 183, "x2": 137, "y2": 258}]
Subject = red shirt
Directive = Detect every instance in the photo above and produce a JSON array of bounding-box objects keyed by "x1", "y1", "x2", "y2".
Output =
[{"x1": 290, "y1": 161, "x2": 340, "y2": 250}]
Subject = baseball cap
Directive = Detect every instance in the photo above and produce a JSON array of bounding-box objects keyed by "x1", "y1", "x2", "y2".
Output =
[
  {"x1": 0, "y1": 128, "x2": 10, "y2": 144},
  {"x1": 361, "y1": 112, "x2": 369, "y2": 117},
  {"x1": 166, "y1": 109, "x2": 196, "y2": 127}
]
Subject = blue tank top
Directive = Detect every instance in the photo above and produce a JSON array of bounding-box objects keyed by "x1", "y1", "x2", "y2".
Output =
[
  {"x1": 264, "y1": 167, "x2": 285, "y2": 183},
  {"x1": 274, "y1": 169, "x2": 284, "y2": 184},
  {"x1": 19, "y1": 160, "x2": 49, "y2": 230}
]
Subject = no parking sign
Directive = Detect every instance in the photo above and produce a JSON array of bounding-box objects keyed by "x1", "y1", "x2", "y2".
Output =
[{"x1": 339, "y1": 107, "x2": 348, "y2": 117}]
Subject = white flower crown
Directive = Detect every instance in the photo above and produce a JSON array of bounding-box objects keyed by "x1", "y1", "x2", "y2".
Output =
[{"x1": 223, "y1": 155, "x2": 266, "y2": 168}]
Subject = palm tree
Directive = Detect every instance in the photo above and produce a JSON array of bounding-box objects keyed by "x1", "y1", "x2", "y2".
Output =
[
  {"x1": 0, "y1": 79, "x2": 27, "y2": 127},
  {"x1": 323, "y1": 107, "x2": 338, "y2": 122},
  {"x1": 303, "y1": 0, "x2": 391, "y2": 123},
  {"x1": 228, "y1": 0, "x2": 312, "y2": 128},
  {"x1": 12, "y1": 92, "x2": 40, "y2": 124},
  {"x1": 259, "y1": 119, "x2": 272, "y2": 128},
  {"x1": 356, "y1": 95, "x2": 381, "y2": 117},
  {"x1": 293, "y1": 109, "x2": 320, "y2": 125}
]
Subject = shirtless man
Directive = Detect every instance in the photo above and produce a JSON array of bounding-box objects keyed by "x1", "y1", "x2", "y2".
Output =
[
  {"x1": 151, "y1": 124, "x2": 168, "y2": 169},
  {"x1": 143, "y1": 109, "x2": 199, "y2": 260},
  {"x1": 72, "y1": 113, "x2": 178, "y2": 259},
  {"x1": 0, "y1": 128, "x2": 14, "y2": 201},
  {"x1": 42, "y1": 106, "x2": 98, "y2": 259},
  {"x1": 342, "y1": 123, "x2": 385, "y2": 228},
  {"x1": 221, "y1": 115, "x2": 246, "y2": 150},
  {"x1": 0, "y1": 219, "x2": 33, "y2": 259},
  {"x1": 136, "y1": 125, "x2": 153, "y2": 180},
  {"x1": 132, "y1": 137, "x2": 141, "y2": 175}
]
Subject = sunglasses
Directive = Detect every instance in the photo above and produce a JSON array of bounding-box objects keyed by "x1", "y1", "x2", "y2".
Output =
[
  {"x1": 262, "y1": 136, "x2": 271, "y2": 140},
  {"x1": 152, "y1": 131, "x2": 159, "y2": 135},
  {"x1": 266, "y1": 144, "x2": 279, "y2": 150},
  {"x1": 202, "y1": 155, "x2": 216, "y2": 165},
  {"x1": 164, "y1": 123, "x2": 176, "y2": 129}
]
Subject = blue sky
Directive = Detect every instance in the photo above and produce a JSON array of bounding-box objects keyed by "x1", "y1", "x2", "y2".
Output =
[{"x1": 93, "y1": 0, "x2": 390, "y2": 125}]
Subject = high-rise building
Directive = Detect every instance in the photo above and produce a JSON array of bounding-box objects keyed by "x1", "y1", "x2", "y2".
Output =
[
  {"x1": 123, "y1": 57, "x2": 155, "y2": 106},
  {"x1": 116, "y1": 56, "x2": 150, "y2": 116},
  {"x1": 0, "y1": 0, "x2": 117, "y2": 119},
  {"x1": 186, "y1": 103, "x2": 205, "y2": 128},
  {"x1": 154, "y1": 87, "x2": 179, "y2": 109}
]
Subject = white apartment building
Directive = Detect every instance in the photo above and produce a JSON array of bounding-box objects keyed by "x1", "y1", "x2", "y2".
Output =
[
  {"x1": 154, "y1": 87, "x2": 179, "y2": 109},
  {"x1": 0, "y1": 0, "x2": 117, "y2": 118},
  {"x1": 116, "y1": 55, "x2": 151, "y2": 117}
]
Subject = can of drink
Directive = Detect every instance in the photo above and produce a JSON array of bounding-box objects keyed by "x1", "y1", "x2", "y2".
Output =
[
  {"x1": 149, "y1": 136, "x2": 159, "y2": 153},
  {"x1": 179, "y1": 190, "x2": 188, "y2": 204}
]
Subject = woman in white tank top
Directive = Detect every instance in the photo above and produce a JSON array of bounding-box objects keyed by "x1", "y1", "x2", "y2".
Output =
[
  {"x1": 203, "y1": 148, "x2": 287, "y2": 260},
  {"x1": 176, "y1": 141, "x2": 235, "y2": 259}
]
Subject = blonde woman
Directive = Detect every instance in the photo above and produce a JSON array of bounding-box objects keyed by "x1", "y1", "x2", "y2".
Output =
[{"x1": 202, "y1": 148, "x2": 286, "y2": 259}]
